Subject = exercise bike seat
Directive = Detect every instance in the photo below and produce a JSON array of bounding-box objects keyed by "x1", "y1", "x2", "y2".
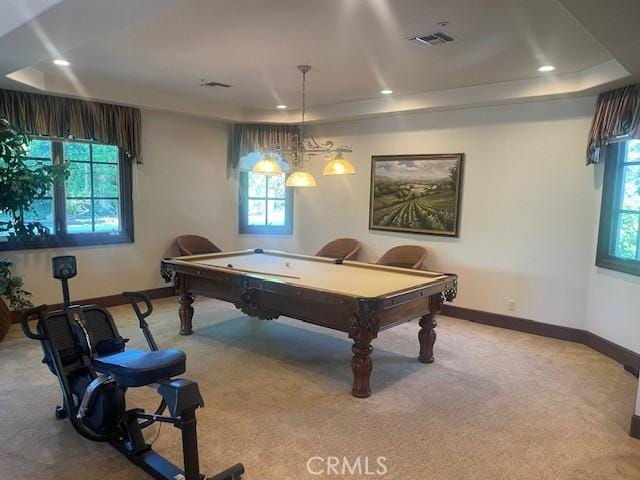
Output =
[{"x1": 94, "y1": 349, "x2": 186, "y2": 388}]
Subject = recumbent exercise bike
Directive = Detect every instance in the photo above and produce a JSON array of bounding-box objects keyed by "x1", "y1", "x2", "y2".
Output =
[{"x1": 21, "y1": 255, "x2": 245, "y2": 480}]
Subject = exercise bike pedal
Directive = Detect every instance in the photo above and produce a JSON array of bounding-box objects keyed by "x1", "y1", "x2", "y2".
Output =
[{"x1": 55, "y1": 406, "x2": 68, "y2": 419}]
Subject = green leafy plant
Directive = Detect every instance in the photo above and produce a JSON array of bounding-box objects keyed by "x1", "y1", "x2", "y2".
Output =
[
  {"x1": 0, "y1": 117, "x2": 68, "y2": 309},
  {"x1": 0, "y1": 258, "x2": 31, "y2": 310}
]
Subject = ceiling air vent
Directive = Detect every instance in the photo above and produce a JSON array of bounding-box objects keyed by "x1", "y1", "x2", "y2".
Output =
[
  {"x1": 200, "y1": 80, "x2": 231, "y2": 88},
  {"x1": 410, "y1": 31, "x2": 456, "y2": 46}
]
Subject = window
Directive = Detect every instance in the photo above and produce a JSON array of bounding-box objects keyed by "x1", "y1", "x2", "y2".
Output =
[
  {"x1": 239, "y1": 171, "x2": 293, "y2": 234},
  {"x1": 596, "y1": 140, "x2": 640, "y2": 275},
  {"x1": 64, "y1": 142, "x2": 122, "y2": 234},
  {"x1": 0, "y1": 138, "x2": 133, "y2": 251}
]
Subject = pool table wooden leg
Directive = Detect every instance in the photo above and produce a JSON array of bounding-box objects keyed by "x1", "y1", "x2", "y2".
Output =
[
  {"x1": 349, "y1": 302, "x2": 380, "y2": 398},
  {"x1": 178, "y1": 292, "x2": 194, "y2": 335},
  {"x1": 351, "y1": 339, "x2": 373, "y2": 398},
  {"x1": 419, "y1": 294, "x2": 442, "y2": 363}
]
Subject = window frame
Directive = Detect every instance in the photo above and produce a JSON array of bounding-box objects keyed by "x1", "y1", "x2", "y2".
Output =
[
  {"x1": 238, "y1": 171, "x2": 293, "y2": 235},
  {"x1": 0, "y1": 137, "x2": 134, "y2": 252},
  {"x1": 596, "y1": 141, "x2": 640, "y2": 276}
]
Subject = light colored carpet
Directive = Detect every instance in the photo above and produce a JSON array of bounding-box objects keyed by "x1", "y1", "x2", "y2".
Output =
[{"x1": 0, "y1": 297, "x2": 638, "y2": 479}]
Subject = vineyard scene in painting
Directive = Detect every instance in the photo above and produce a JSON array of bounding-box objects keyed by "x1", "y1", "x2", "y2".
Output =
[{"x1": 370, "y1": 155, "x2": 462, "y2": 236}]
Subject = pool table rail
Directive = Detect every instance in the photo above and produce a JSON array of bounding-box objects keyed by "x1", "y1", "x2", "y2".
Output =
[{"x1": 160, "y1": 249, "x2": 457, "y2": 299}]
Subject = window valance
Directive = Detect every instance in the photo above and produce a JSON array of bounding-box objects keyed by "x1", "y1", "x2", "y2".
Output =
[
  {"x1": 0, "y1": 89, "x2": 142, "y2": 163},
  {"x1": 586, "y1": 83, "x2": 640, "y2": 165},
  {"x1": 227, "y1": 123, "x2": 298, "y2": 177}
]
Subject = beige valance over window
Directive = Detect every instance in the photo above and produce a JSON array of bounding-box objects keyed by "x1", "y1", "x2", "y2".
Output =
[
  {"x1": 227, "y1": 123, "x2": 298, "y2": 176},
  {"x1": 0, "y1": 89, "x2": 143, "y2": 163},
  {"x1": 586, "y1": 83, "x2": 640, "y2": 165}
]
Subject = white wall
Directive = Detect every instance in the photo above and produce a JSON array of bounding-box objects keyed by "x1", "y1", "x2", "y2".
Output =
[
  {"x1": 585, "y1": 269, "x2": 640, "y2": 353},
  {"x1": 239, "y1": 97, "x2": 599, "y2": 330},
  {"x1": 4, "y1": 110, "x2": 234, "y2": 305}
]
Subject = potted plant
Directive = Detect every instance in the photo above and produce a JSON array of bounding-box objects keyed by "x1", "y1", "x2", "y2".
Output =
[{"x1": 0, "y1": 117, "x2": 67, "y2": 341}]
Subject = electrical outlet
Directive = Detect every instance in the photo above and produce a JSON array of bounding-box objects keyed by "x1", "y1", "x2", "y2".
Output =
[{"x1": 507, "y1": 300, "x2": 516, "y2": 312}]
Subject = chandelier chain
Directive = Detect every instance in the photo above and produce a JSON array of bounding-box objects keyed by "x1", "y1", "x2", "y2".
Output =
[
  {"x1": 301, "y1": 68, "x2": 306, "y2": 130},
  {"x1": 299, "y1": 66, "x2": 307, "y2": 169}
]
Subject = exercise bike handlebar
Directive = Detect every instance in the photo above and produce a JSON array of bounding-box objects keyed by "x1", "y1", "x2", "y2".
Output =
[
  {"x1": 122, "y1": 291, "x2": 153, "y2": 319},
  {"x1": 21, "y1": 305, "x2": 48, "y2": 341},
  {"x1": 122, "y1": 291, "x2": 159, "y2": 352}
]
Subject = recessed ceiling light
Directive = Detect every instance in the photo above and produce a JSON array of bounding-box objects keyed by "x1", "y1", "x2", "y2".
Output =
[
  {"x1": 538, "y1": 65, "x2": 555, "y2": 72},
  {"x1": 276, "y1": 105, "x2": 287, "y2": 109},
  {"x1": 53, "y1": 59, "x2": 70, "y2": 66},
  {"x1": 380, "y1": 89, "x2": 393, "y2": 95}
]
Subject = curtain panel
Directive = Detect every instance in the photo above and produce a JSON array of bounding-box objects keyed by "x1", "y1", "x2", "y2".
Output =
[
  {"x1": 586, "y1": 83, "x2": 640, "y2": 165},
  {"x1": 227, "y1": 123, "x2": 298, "y2": 177},
  {"x1": 0, "y1": 89, "x2": 143, "y2": 163}
]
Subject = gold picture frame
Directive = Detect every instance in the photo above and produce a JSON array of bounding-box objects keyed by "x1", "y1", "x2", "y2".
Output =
[{"x1": 369, "y1": 153, "x2": 464, "y2": 237}]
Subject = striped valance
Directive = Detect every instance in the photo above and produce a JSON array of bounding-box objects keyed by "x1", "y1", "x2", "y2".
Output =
[
  {"x1": 227, "y1": 123, "x2": 298, "y2": 177},
  {"x1": 0, "y1": 89, "x2": 143, "y2": 163},
  {"x1": 586, "y1": 83, "x2": 640, "y2": 165}
]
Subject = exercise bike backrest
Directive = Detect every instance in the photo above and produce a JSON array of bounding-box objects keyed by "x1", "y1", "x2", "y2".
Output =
[{"x1": 23, "y1": 304, "x2": 126, "y2": 368}]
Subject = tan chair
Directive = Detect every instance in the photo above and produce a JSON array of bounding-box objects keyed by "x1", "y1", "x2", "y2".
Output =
[
  {"x1": 377, "y1": 245, "x2": 428, "y2": 270},
  {"x1": 315, "y1": 238, "x2": 361, "y2": 261},
  {"x1": 175, "y1": 235, "x2": 222, "y2": 256}
]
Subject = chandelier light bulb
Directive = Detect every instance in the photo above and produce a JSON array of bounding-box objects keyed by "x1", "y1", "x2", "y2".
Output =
[
  {"x1": 323, "y1": 152, "x2": 356, "y2": 176},
  {"x1": 252, "y1": 154, "x2": 282, "y2": 175},
  {"x1": 286, "y1": 171, "x2": 317, "y2": 187}
]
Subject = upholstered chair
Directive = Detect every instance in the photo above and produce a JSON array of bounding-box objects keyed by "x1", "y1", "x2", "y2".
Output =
[
  {"x1": 377, "y1": 245, "x2": 428, "y2": 270},
  {"x1": 175, "y1": 235, "x2": 222, "y2": 256},
  {"x1": 315, "y1": 238, "x2": 361, "y2": 261}
]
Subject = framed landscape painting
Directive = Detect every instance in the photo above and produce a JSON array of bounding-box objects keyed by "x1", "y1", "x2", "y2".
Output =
[{"x1": 369, "y1": 154, "x2": 464, "y2": 237}]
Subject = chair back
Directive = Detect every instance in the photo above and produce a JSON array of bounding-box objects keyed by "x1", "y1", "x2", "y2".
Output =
[
  {"x1": 315, "y1": 238, "x2": 361, "y2": 261},
  {"x1": 175, "y1": 235, "x2": 222, "y2": 256},
  {"x1": 377, "y1": 245, "x2": 428, "y2": 270}
]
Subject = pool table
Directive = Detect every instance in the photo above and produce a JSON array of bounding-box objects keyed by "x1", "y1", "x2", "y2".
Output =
[{"x1": 160, "y1": 249, "x2": 457, "y2": 398}]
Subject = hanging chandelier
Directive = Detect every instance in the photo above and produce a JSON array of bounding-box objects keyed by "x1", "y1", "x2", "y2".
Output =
[{"x1": 253, "y1": 64, "x2": 355, "y2": 186}]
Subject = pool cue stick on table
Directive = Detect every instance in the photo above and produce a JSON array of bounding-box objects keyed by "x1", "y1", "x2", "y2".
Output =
[{"x1": 222, "y1": 263, "x2": 301, "y2": 280}]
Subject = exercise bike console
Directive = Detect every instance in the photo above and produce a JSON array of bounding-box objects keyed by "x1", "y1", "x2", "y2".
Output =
[
  {"x1": 21, "y1": 255, "x2": 244, "y2": 480},
  {"x1": 52, "y1": 255, "x2": 76, "y2": 308},
  {"x1": 52, "y1": 255, "x2": 77, "y2": 279}
]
